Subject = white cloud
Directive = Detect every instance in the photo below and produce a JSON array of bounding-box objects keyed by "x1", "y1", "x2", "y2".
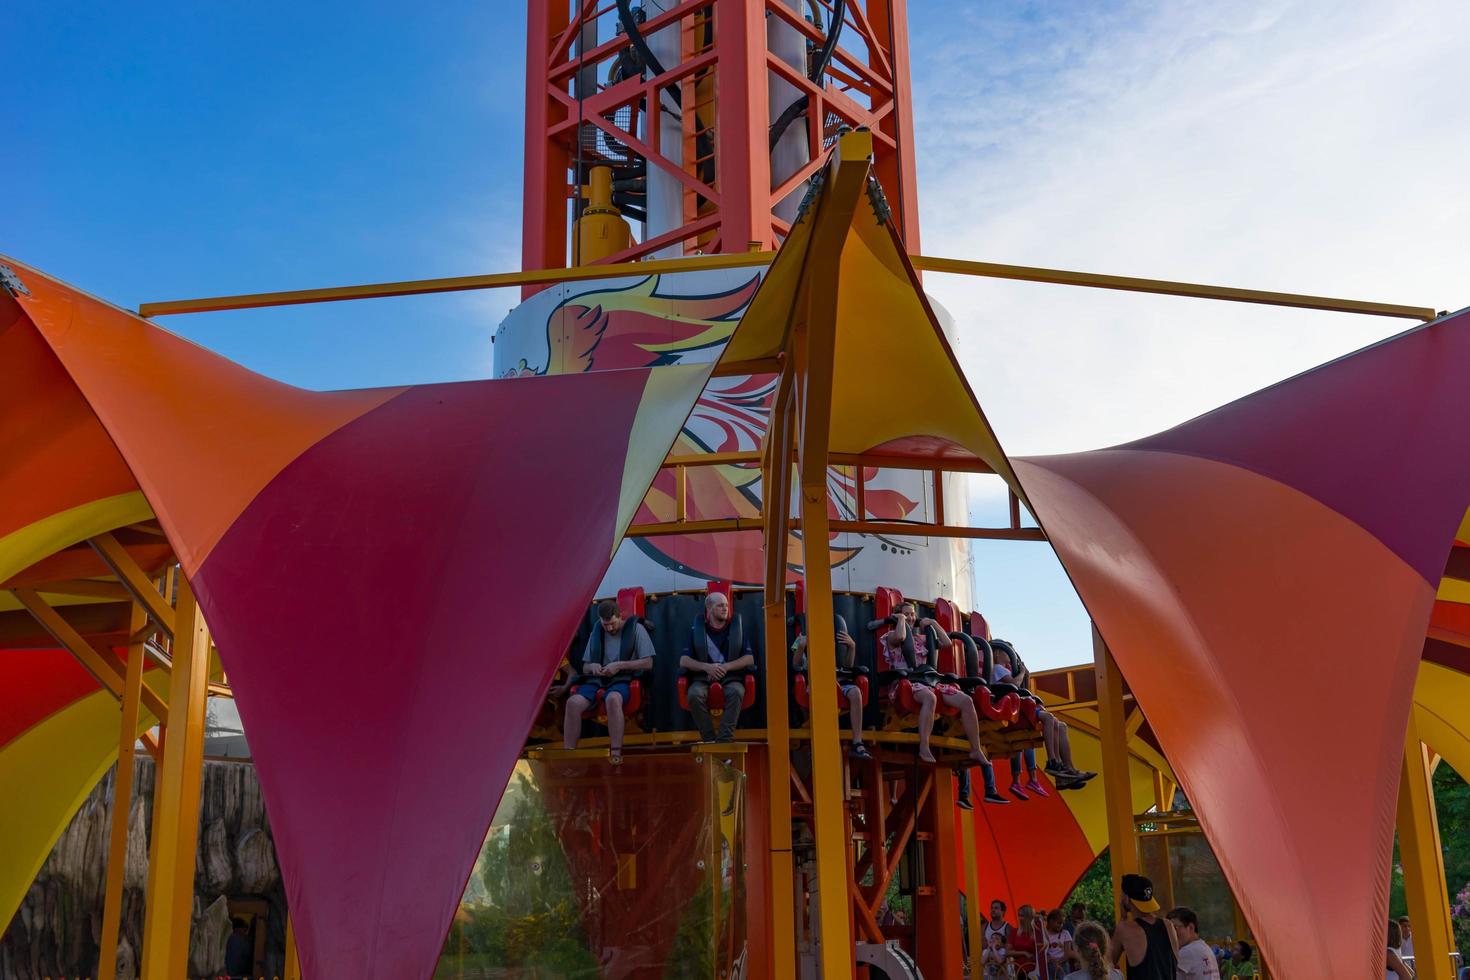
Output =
[{"x1": 909, "y1": 0, "x2": 1470, "y2": 666}]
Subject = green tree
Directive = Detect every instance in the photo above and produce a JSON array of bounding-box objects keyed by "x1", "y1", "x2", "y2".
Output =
[
  {"x1": 437, "y1": 773, "x2": 599, "y2": 978},
  {"x1": 1390, "y1": 763, "x2": 1470, "y2": 954},
  {"x1": 1063, "y1": 851, "x2": 1116, "y2": 931}
]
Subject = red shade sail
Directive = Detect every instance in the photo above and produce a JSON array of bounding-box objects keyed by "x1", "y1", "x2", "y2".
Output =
[
  {"x1": 1015, "y1": 309, "x2": 1470, "y2": 979},
  {"x1": 4, "y1": 256, "x2": 711, "y2": 980}
]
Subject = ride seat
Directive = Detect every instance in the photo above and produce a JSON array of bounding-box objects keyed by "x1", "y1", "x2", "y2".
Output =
[
  {"x1": 934, "y1": 598, "x2": 1021, "y2": 724},
  {"x1": 676, "y1": 579, "x2": 758, "y2": 715},
  {"x1": 590, "y1": 586, "x2": 650, "y2": 722},
  {"x1": 870, "y1": 587, "x2": 959, "y2": 717},
  {"x1": 792, "y1": 604, "x2": 871, "y2": 710},
  {"x1": 985, "y1": 635, "x2": 1045, "y2": 731},
  {"x1": 677, "y1": 673, "x2": 757, "y2": 711}
]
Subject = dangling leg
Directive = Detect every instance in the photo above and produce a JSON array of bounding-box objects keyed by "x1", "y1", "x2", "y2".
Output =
[
  {"x1": 914, "y1": 687, "x2": 938, "y2": 763},
  {"x1": 563, "y1": 694, "x2": 590, "y2": 750},
  {"x1": 943, "y1": 691, "x2": 988, "y2": 764},
  {"x1": 605, "y1": 691, "x2": 625, "y2": 764},
  {"x1": 847, "y1": 686, "x2": 871, "y2": 759}
]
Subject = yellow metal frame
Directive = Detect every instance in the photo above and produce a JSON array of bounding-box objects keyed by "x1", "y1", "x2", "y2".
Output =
[
  {"x1": 789, "y1": 129, "x2": 874, "y2": 980},
  {"x1": 1397, "y1": 711, "x2": 1457, "y2": 980},
  {"x1": 141, "y1": 577, "x2": 212, "y2": 980},
  {"x1": 140, "y1": 245, "x2": 1436, "y2": 323},
  {"x1": 97, "y1": 602, "x2": 148, "y2": 980},
  {"x1": 1093, "y1": 625, "x2": 1139, "y2": 917},
  {"x1": 90, "y1": 105, "x2": 1449, "y2": 980},
  {"x1": 761, "y1": 364, "x2": 799, "y2": 977},
  {"x1": 912, "y1": 253, "x2": 1438, "y2": 321}
]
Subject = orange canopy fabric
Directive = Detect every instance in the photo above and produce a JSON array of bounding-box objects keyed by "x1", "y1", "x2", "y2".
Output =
[
  {"x1": 0, "y1": 286, "x2": 164, "y2": 926},
  {"x1": 1015, "y1": 309, "x2": 1470, "y2": 979},
  {"x1": 2, "y1": 255, "x2": 712, "y2": 980}
]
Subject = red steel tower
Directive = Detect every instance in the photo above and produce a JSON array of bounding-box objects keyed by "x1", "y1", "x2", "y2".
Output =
[{"x1": 523, "y1": 0, "x2": 920, "y2": 273}]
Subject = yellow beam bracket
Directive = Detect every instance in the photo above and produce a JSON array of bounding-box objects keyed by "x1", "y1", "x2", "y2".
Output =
[
  {"x1": 140, "y1": 251, "x2": 776, "y2": 317},
  {"x1": 912, "y1": 253, "x2": 1438, "y2": 321},
  {"x1": 761, "y1": 369, "x2": 798, "y2": 979},
  {"x1": 10, "y1": 587, "x2": 169, "y2": 720},
  {"x1": 284, "y1": 915, "x2": 303, "y2": 980},
  {"x1": 89, "y1": 532, "x2": 177, "y2": 636},
  {"x1": 790, "y1": 127, "x2": 874, "y2": 980},
  {"x1": 98, "y1": 604, "x2": 149, "y2": 980},
  {"x1": 1396, "y1": 713, "x2": 1457, "y2": 980},
  {"x1": 140, "y1": 578, "x2": 212, "y2": 980},
  {"x1": 141, "y1": 249, "x2": 1436, "y2": 323},
  {"x1": 1093, "y1": 625, "x2": 1139, "y2": 918}
]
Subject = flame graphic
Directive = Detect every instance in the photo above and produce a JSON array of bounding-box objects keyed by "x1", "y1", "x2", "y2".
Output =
[{"x1": 523, "y1": 274, "x2": 921, "y2": 583}]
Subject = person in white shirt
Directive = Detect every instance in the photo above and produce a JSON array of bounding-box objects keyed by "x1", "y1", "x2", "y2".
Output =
[
  {"x1": 1397, "y1": 917, "x2": 1415, "y2": 959},
  {"x1": 1387, "y1": 919, "x2": 1415, "y2": 979},
  {"x1": 1166, "y1": 907, "x2": 1220, "y2": 979}
]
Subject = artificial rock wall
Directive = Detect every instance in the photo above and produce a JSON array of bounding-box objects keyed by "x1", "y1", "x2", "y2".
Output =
[{"x1": 0, "y1": 759, "x2": 287, "y2": 980}]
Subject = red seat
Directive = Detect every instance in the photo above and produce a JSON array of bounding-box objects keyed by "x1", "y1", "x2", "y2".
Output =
[
  {"x1": 976, "y1": 620, "x2": 1043, "y2": 732},
  {"x1": 678, "y1": 673, "x2": 757, "y2": 711},
  {"x1": 591, "y1": 680, "x2": 643, "y2": 717},
  {"x1": 677, "y1": 579, "x2": 758, "y2": 715},
  {"x1": 937, "y1": 599, "x2": 1021, "y2": 723},
  {"x1": 591, "y1": 586, "x2": 647, "y2": 722},
  {"x1": 872, "y1": 587, "x2": 958, "y2": 717},
  {"x1": 792, "y1": 579, "x2": 870, "y2": 711}
]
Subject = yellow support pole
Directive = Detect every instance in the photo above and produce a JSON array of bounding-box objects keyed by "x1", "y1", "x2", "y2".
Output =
[
  {"x1": 1093, "y1": 624, "x2": 1138, "y2": 917},
  {"x1": 911, "y1": 253, "x2": 1438, "y2": 321},
  {"x1": 140, "y1": 577, "x2": 212, "y2": 980},
  {"x1": 284, "y1": 914, "x2": 303, "y2": 980},
  {"x1": 762, "y1": 369, "x2": 799, "y2": 979},
  {"x1": 1396, "y1": 712, "x2": 1456, "y2": 980},
  {"x1": 140, "y1": 250, "x2": 776, "y2": 317},
  {"x1": 790, "y1": 128, "x2": 871, "y2": 979},
  {"x1": 960, "y1": 814, "x2": 985, "y2": 980},
  {"x1": 98, "y1": 603, "x2": 148, "y2": 980}
]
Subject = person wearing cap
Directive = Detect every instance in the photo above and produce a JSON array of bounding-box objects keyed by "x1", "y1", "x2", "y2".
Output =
[
  {"x1": 1165, "y1": 907, "x2": 1219, "y2": 979},
  {"x1": 791, "y1": 613, "x2": 872, "y2": 760},
  {"x1": 1112, "y1": 874, "x2": 1178, "y2": 980}
]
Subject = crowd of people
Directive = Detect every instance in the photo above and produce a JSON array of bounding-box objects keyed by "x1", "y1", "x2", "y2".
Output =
[{"x1": 976, "y1": 876, "x2": 1262, "y2": 980}]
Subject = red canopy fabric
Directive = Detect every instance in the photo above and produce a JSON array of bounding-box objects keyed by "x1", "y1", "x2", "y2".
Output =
[
  {"x1": 7, "y1": 257, "x2": 711, "y2": 979},
  {"x1": 1014, "y1": 309, "x2": 1470, "y2": 979}
]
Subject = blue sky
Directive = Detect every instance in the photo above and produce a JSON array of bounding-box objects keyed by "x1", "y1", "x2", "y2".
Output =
[{"x1": 7, "y1": 1, "x2": 1469, "y2": 667}]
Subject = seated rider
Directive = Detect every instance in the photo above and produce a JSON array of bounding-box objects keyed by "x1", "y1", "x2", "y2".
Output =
[
  {"x1": 880, "y1": 602, "x2": 1007, "y2": 803},
  {"x1": 989, "y1": 640, "x2": 1096, "y2": 789},
  {"x1": 791, "y1": 613, "x2": 871, "y2": 760},
  {"x1": 564, "y1": 599, "x2": 654, "y2": 763},
  {"x1": 679, "y1": 591, "x2": 754, "y2": 742}
]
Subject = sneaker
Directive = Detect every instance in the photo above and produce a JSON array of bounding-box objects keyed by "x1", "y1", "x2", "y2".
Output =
[
  {"x1": 1025, "y1": 779, "x2": 1050, "y2": 797},
  {"x1": 1055, "y1": 776, "x2": 1086, "y2": 791},
  {"x1": 957, "y1": 796, "x2": 974, "y2": 811},
  {"x1": 1007, "y1": 783, "x2": 1030, "y2": 801},
  {"x1": 850, "y1": 741, "x2": 873, "y2": 760},
  {"x1": 982, "y1": 790, "x2": 1012, "y2": 805}
]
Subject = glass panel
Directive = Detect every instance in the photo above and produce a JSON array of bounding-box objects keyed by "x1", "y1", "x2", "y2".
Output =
[
  {"x1": 1139, "y1": 829, "x2": 1238, "y2": 942},
  {"x1": 437, "y1": 749, "x2": 749, "y2": 979},
  {"x1": 1169, "y1": 831, "x2": 1236, "y2": 942}
]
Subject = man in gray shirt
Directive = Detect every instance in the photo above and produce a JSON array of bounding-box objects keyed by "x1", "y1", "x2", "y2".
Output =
[{"x1": 564, "y1": 600, "x2": 654, "y2": 761}]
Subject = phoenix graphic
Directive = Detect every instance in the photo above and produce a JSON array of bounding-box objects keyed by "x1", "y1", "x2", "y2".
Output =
[{"x1": 507, "y1": 274, "x2": 919, "y2": 583}]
